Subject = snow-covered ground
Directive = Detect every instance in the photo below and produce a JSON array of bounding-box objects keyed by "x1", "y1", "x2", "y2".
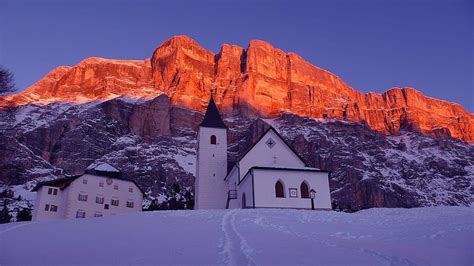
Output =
[{"x1": 1, "y1": 207, "x2": 472, "y2": 265}]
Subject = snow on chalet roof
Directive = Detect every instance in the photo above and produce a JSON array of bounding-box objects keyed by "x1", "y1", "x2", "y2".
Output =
[
  {"x1": 90, "y1": 163, "x2": 120, "y2": 173},
  {"x1": 32, "y1": 163, "x2": 145, "y2": 195}
]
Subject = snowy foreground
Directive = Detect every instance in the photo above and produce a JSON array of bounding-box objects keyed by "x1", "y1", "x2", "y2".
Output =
[{"x1": 1, "y1": 207, "x2": 473, "y2": 265}]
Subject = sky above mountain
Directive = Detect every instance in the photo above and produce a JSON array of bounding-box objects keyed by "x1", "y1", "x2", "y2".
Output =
[{"x1": 0, "y1": 0, "x2": 472, "y2": 111}]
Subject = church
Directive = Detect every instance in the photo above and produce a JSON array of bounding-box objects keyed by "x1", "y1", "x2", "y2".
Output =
[{"x1": 195, "y1": 96, "x2": 332, "y2": 210}]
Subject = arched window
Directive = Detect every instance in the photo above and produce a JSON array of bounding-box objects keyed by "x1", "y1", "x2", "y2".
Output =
[
  {"x1": 275, "y1": 180, "x2": 285, "y2": 198},
  {"x1": 300, "y1": 181, "x2": 310, "y2": 198},
  {"x1": 242, "y1": 193, "x2": 247, "y2": 209},
  {"x1": 210, "y1": 135, "x2": 217, "y2": 145}
]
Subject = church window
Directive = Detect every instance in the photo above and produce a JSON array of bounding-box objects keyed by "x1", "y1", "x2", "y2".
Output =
[
  {"x1": 44, "y1": 204, "x2": 50, "y2": 211},
  {"x1": 94, "y1": 212, "x2": 102, "y2": 217},
  {"x1": 126, "y1": 201, "x2": 134, "y2": 208},
  {"x1": 210, "y1": 135, "x2": 217, "y2": 145},
  {"x1": 50, "y1": 205, "x2": 58, "y2": 212},
  {"x1": 275, "y1": 180, "x2": 285, "y2": 198},
  {"x1": 266, "y1": 138, "x2": 276, "y2": 148},
  {"x1": 300, "y1": 181, "x2": 310, "y2": 198}
]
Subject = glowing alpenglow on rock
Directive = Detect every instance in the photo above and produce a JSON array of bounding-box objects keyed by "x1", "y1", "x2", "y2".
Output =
[{"x1": 1, "y1": 35, "x2": 472, "y2": 142}]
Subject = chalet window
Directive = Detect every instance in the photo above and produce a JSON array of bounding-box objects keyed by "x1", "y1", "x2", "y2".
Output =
[
  {"x1": 78, "y1": 193, "x2": 88, "y2": 201},
  {"x1": 94, "y1": 212, "x2": 102, "y2": 217},
  {"x1": 275, "y1": 181, "x2": 285, "y2": 198},
  {"x1": 126, "y1": 201, "x2": 134, "y2": 208},
  {"x1": 96, "y1": 196, "x2": 104, "y2": 204},
  {"x1": 99, "y1": 182, "x2": 104, "y2": 187},
  {"x1": 300, "y1": 182, "x2": 310, "y2": 198},
  {"x1": 114, "y1": 185, "x2": 118, "y2": 190},
  {"x1": 128, "y1": 187, "x2": 133, "y2": 193},
  {"x1": 50, "y1": 205, "x2": 58, "y2": 212},
  {"x1": 210, "y1": 135, "x2": 217, "y2": 145},
  {"x1": 76, "y1": 210, "x2": 85, "y2": 218},
  {"x1": 45, "y1": 204, "x2": 50, "y2": 211},
  {"x1": 48, "y1": 188, "x2": 53, "y2": 194},
  {"x1": 111, "y1": 199, "x2": 119, "y2": 206},
  {"x1": 83, "y1": 179, "x2": 88, "y2": 184},
  {"x1": 53, "y1": 189, "x2": 58, "y2": 195}
]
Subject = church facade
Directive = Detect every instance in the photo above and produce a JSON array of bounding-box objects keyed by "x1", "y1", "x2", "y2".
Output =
[{"x1": 195, "y1": 96, "x2": 332, "y2": 210}]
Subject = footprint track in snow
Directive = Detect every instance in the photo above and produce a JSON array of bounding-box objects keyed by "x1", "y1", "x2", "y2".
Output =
[{"x1": 220, "y1": 210, "x2": 256, "y2": 266}]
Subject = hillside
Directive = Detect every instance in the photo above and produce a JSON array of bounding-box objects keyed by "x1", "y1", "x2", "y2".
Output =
[{"x1": 1, "y1": 207, "x2": 473, "y2": 265}]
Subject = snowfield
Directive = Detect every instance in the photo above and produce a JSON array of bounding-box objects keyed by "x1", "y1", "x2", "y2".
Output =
[{"x1": 1, "y1": 207, "x2": 472, "y2": 265}]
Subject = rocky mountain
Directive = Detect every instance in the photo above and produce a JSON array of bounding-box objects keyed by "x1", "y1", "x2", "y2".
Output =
[
  {"x1": 1, "y1": 36, "x2": 472, "y2": 143},
  {"x1": 0, "y1": 36, "x2": 473, "y2": 221}
]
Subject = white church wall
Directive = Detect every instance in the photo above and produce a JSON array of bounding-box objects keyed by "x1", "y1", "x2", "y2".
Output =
[
  {"x1": 32, "y1": 186, "x2": 66, "y2": 221},
  {"x1": 252, "y1": 169, "x2": 331, "y2": 210},
  {"x1": 238, "y1": 172, "x2": 254, "y2": 209},
  {"x1": 63, "y1": 174, "x2": 142, "y2": 219},
  {"x1": 195, "y1": 126, "x2": 228, "y2": 209},
  {"x1": 225, "y1": 167, "x2": 240, "y2": 209},
  {"x1": 238, "y1": 130, "x2": 305, "y2": 182}
]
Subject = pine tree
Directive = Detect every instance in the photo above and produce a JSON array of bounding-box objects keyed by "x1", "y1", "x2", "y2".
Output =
[
  {"x1": 0, "y1": 205, "x2": 11, "y2": 224},
  {"x1": 0, "y1": 65, "x2": 15, "y2": 94},
  {"x1": 16, "y1": 208, "x2": 32, "y2": 222}
]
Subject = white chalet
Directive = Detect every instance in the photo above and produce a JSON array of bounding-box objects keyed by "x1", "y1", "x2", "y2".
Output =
[
  {"x1": 195, "y1": 96, "x2": 332, "y2": 210},
  {"x1": 32, "y1": 163, "x2": 144, "y2": 221}
]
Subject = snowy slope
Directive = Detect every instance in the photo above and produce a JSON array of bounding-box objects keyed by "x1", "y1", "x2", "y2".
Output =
[{"x1": 1, "y1": 207, "x2": 472, "y2": 265}]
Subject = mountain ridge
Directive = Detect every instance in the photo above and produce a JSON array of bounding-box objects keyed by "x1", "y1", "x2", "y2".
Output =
[{"x1": 1, "y1": 35, "x2": 472, "y2": 142}]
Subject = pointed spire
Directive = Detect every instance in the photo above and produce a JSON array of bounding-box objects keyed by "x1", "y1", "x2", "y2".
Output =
[{"x1": 199, "y1": 95, "x2": 227, "y2": 129}]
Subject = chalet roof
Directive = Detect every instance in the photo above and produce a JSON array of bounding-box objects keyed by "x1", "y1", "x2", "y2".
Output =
[
  {"x1": 32, "y1": 164, "x2": 146, "y2": 196},
  {"x1": 199, "y1": 95, "x2": 227, "y2": 129}
]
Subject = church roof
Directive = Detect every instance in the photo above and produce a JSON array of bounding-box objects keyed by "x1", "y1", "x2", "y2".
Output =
[
  {"x1": 199, "y1": 95, "x2": 227, "y2": 129},
  {"x1": 227, "y1": 127, "x2": 308, "y2": 171}
]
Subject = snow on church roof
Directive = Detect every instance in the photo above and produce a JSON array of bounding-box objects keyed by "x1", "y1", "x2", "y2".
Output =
[{"x1": 256, "y1": 163, "x2": 323, "y2": 171}]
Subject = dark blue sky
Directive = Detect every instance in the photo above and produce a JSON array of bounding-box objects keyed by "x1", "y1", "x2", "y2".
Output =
[{"x1": 1, "y1": 0, "x2": 472, "y2": 111}]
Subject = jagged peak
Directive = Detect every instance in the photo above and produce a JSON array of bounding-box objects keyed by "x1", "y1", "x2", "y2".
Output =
[{"x1": 154, "y1": 35, "x2": 208, "y2": 53}]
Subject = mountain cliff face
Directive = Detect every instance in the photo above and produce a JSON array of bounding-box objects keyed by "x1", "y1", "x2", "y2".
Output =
[{"x1": 1, "y1": 36, "x2": 472, "y2": 142}]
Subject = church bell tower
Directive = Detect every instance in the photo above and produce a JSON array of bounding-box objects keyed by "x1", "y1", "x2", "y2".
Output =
[{"x1": 194, "y1": 95, "x2": 228, "y2": 209}]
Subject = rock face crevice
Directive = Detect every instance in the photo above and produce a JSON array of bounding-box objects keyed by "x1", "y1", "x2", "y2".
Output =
[{"x1": 1, "y1": 35, "x2": 472, "y2": 142}]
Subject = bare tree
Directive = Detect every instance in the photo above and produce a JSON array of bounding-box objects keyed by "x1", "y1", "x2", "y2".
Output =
[{"x1": 0, "y1": 65, "x2": 15, "y2": 94}]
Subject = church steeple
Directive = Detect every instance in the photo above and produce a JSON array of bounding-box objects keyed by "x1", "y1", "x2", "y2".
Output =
[{"x1": 199, "y1": 95, "x2": 227, "y2": 129}]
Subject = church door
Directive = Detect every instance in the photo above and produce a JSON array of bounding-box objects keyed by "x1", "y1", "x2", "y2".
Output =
[{"x1": 242, "y1": 193, "x2": 247, "y2": 209}]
